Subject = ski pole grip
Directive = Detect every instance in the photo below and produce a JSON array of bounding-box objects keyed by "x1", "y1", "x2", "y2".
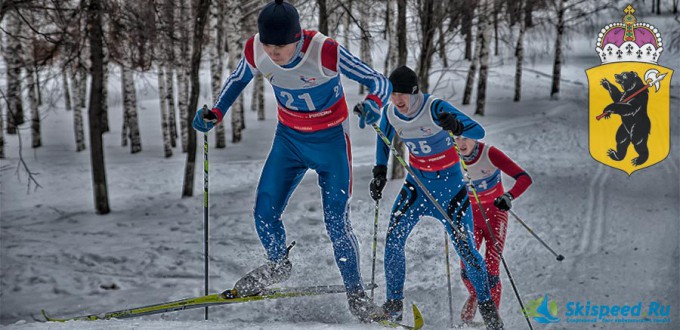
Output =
[
  {"x1": 352, "y1": 103, "x2": 364, "y2": 116},
  {"x1": 202, "y1": 104, "x2": 218, "y2": 123}
]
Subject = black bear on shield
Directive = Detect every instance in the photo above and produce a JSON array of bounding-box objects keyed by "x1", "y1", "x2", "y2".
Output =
[{"x1": 600, "y1": 71, "x2": 650, "y2": 166}]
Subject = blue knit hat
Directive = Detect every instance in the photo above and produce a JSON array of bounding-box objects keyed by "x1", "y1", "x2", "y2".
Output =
[{"x1": 258, "y1": 0, "x2": 301, "y2": 45}]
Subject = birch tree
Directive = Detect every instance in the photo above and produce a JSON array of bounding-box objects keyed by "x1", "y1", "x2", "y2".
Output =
[
  {"x1": 416, "y1": 0, "x2": 438, "y2": 93},
  {"x1": 210, "y1": 0, "x2": 227, "y2": 148},
  {"x1": 120, "y1": 62, "x2": 142, "y2": 153},
  {"x1": 390, "y1": 0, "x2": 407, "y2": 180},
  {"x1": 318, "y1": 0, "x2": 329, "y2": 35},
  {"x1": 359, "y1": 0, "x2": 372, "y2": 95},
  {"x1": 514, "y1": 0, "x2": 526, "y2": 102},
  {"x1": 62, "y1": 70, "x2": 72, "y2": 111},
  {"x1": 87, "y1": 0, "x2": 110, "y2": 214},
  {"x1": 475, "y1": 0, "x2": 491, "y2": 116},
  {"x1": 177, "y1": 0, "x2": 191, "y2": 152},
  {"x1": 463, "y1": 12, "x2": 480, "y2": 105},
  {"x1": 73, "y1": 63, "x2": 86, "y2": 152},
  {"x1": 550, "y1": 0, "x2": 566, "y2": 99},
  {"x1": 164, "y1": 0, "x2": 178, "y2": 148},
  {"x1": 226, "y1": 0, "x2": 245, "y2": 143},
  {"x1": 158, "y1": 67, "x2": 173, "y2": 157},
  {"x1": 181, "y1": 0, "x2": 211, "y2": 197},
  {"x1": 4, "y1": 11, "x2": 24, "y2": 134}
]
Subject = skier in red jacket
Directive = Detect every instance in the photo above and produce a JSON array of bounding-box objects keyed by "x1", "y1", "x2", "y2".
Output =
[{"x1": 455, "y1": 136, "x2": 533, "y2": 324}]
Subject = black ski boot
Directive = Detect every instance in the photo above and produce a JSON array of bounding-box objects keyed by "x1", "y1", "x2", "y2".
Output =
[
  {"x1": 479, "y1": 299, "x2": 504, "y2": 330},
  {"x1": 347, "y1": 290, "x2": 388, "y2": 323},
  {"x1": 382, "y1": 299, "x2": 403, "y2": 321},
  {"x1": 223, "y1": 258, "x2": 292, "y2": 298}
]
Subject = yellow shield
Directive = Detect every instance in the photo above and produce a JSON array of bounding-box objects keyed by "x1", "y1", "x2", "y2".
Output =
[{"x1": 586, "y1": 62, "x2": 673, "y2": 175}]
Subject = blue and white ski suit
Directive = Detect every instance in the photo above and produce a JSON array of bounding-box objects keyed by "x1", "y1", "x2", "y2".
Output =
[
  {"x1": 212, "y1": 30, "x2": 391, "y2": 293},
  {"x1": 375, "y1": 94, "x2": 493, "y2": 303}
]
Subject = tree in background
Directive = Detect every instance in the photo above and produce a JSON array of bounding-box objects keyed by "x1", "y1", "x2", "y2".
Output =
[
  {"x1": 209, "y1": 0, "x2": 227, "y2": 148},
  {"x1": 86, "y1": 0, "x2": 110, "y2": 214},
  {"x1": 182, "y1": 0, "x2": 211, "y2": 197},
  {"x1": 475, "y1": 0, "x2": 491, "y2": 116}
]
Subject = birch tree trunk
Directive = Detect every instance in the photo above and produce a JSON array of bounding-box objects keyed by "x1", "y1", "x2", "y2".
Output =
[
  {"x1": 100, "y1": 13, "x2": 110, "y2": 133},
  {"x1": 391, "y1": 0, "x2": 408, "y2": 180},
  {"x1": 343, "y1": 0, "x2": 352, "y2": 49},
  {"x1": 101, "y1": 38, "x2": 110, "y2": 133},
  {"x1": 210, "y1": 0, "x2": 227, "y2": 148},
  {"x1": 77, "y1": 68, "x2": 87, "y2": 109},
  {"x1": 182, "y1": 0, "x2": 211, "y2": 197},
  {"x1": 26, "y1": 66, "x2": 41, "y2": 148},
  {"x1": 252, "y1": 74, "x2": 265, "y2": 120},
  {"x1": 165, "y1": 68, "x2": 178, "y2": 147},
  {"x1": 158, "y1": 68, "x2": 173, "y2": 157},
  {"x1": 463, "y1": 11, "x2": 481, "y2": 105},
  {"x1": 121, "y1": 64, "x2": 142, "y2": 153},
  {"x1": 463, "y1": 1, "x2": 474, "y2": 61},
  {"x1": 5, "y1": 11, "x2": 24, "y2": 133},
  {"x1": 165, "y1": 0, "x2": 178, "y2": 147},
  {"x1": 72, "y1": 64, "x2": 86, "y2": 152},
  {"x1": 62, "y1": 70, "x2": 72, "y2": 111},
  {"x1": 1, "y1": 103, "x2": 5, "y2": 158},
  {"x1": 416, "y1": 0, "x2": 437, "y2": 93},
  {"x1": 178, "y1": 0, "x2": 191, "y2": 152},
  {"x1": 226, "y1": 0, "x2": 244, "y2": 143},
  {"x1": 87, "y1": 0, "x2": 110, "y2": 214},
  {"x1": 475, "y1": 0, "x2": 491, "y2": 116},
  {"x1": 514, "y1": 0, "x2": 526, "y2": 102},
  {"x1": 359, "y1": 0, "x2": 372, "y2": 95},
  {"x1": 318, "y1": 0, "x2": 328, "y2": 35},
  {"x1": 550, "y1": 0, "x2": 566, "y2": 99}
]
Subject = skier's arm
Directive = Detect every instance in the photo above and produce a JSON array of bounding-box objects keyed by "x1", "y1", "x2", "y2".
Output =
[
  {"x1": 211, "y1": 37, "x2": 258, "y2": 122},
  {"x1": 488, "y1": 146, "x2": 533, "y2": 199},
  {"x1": 375, "y1": 107, "x2": 395, "y2": 167},
  {"x1": 337, "y1": 45, "x2": 392, "y2": 108},
  {"x1": 431, "y1": 100, "x2": 485, "y2": 139}
]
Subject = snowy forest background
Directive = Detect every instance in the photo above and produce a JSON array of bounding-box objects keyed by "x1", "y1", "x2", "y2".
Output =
[{"x1": 1, "y1": 0, "x2": 679, "y2": 329}]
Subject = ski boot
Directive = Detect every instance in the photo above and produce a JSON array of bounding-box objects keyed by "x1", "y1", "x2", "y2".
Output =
[
  {"x1": 461, "y1": 294, "x2": 478, "y2": 324},
  {"x1": 347, "y1": 290, "x2": 388, "y2": 323},
  {"x1": 221, "y1": 258, "x2": 292, "y2": 298},
  {"x1": 382, "y1": 299, "x2": 403, "y2": 322},
  {"x1": 479, "y1": 299, "x2": 504, "y2": 330}
]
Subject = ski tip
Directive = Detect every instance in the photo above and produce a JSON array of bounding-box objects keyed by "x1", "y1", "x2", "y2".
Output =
[
  {"x1": 411, "y1": 304, "x2": 424, "y2": 330},
  {"x1": 40, "y1": 309, "x2": 56, "y2": 322}
]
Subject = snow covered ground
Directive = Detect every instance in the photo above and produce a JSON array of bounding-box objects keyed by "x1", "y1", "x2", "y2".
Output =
[{"x1": 2, "y1": 19, "x2": 679, "y2": 330}]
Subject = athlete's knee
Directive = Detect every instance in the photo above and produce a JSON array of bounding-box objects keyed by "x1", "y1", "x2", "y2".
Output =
[{"x1": 254, "y1": 192, "x2": 284, "y2": 223}]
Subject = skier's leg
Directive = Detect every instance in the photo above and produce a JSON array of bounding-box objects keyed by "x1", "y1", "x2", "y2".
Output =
[
  {"x1": 484, "y1": 206, "x2": 508, "y2": 308},
  {"x1": 383, "y1": 180, "x2": 422, "y2": 321},
  {"x1": 312, "y1": 130, "x2": 363, "y2": 292},
  {"x1": 313, "y1": 129, "x2": 387, "y2": 322},
  {"x1": 460, "y1": 203, "x2": 486, "y2": 322},
  {"x1": 444, "y1": 188, "x2": 491, "y2": 303},
  {"x1": 254, "y1": 134, "x2": 307, "y2": 263},
  {"x1": 461, "y1": 203, "x2": 485, "y2": 297},
  {"x1": 384, "y1": 180, "x2": 422, "y2": 301}
]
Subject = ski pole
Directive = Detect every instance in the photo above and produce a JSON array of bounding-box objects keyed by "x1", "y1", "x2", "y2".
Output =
[
  {"x1": 370, "y1": 200, "x2": 379, "y2": 300},
  {"x1": 202, "y1": 105, "x2": 217, "y2": 320},
  {"x1": 444, "y1": 234, "x2": 454, "y2": 327},
  {"x1": 449, "y1": 131, "x2": 534, "y2": 330},
  {"x1": 509, "y1": 210, "x2": 565, "y2": 261}
]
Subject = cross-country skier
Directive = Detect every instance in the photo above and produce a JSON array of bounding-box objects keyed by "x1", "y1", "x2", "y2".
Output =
[
  {"x1": 191, "y1": 0, "x2": 391, "y2": 322},
  {"x1": 455, "y1": 136, "x2": 533, "y2": 324},
  {"x1": 369, "y1": 66, "x2": 503, "y2": 329}
]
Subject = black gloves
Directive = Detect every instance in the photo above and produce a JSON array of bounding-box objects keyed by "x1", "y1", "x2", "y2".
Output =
[
  {"x1": 494, "y1": 193, "x2": 513, "y2": 211},
  {"x1": 369, "y1": 165, "x2": 388, "y2": 201},
  {"x1": 436, "y1": 112, "x2": 464, "y2": 136}
]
